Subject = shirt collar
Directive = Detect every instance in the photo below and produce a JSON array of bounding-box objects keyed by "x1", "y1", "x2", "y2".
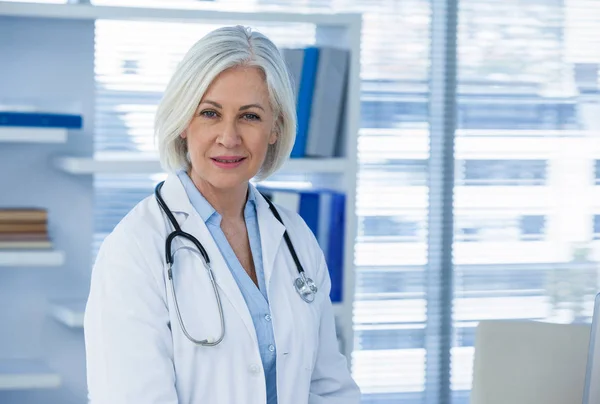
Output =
[{"x1": 176, "y1": 170, "x2": 256, "y2": 224}]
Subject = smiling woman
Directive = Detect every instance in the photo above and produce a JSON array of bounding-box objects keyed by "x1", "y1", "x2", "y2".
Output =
[{"x1": 84, "y1": 24, "x2": 360, "y2": 404}]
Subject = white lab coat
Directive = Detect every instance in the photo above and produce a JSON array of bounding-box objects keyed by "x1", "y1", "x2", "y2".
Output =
[{"x1": 84, "y1": 173, "x2": 361, "y2": 404}]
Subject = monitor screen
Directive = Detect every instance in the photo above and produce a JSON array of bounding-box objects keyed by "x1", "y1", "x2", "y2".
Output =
[{"x1": 583, "y1": 293, "x2": 600, "y2": 404}]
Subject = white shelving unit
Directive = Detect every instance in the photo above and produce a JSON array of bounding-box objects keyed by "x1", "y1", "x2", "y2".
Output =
[
  {"x1": 55, "y1": 153, "x2": 350, "y2": 175},
  {"x1": 0, "y1": 250, "x2": 65, "y2": 268},
  {"x1": 0, "y1": 359, "x2": 61, "y2": 390},
  {"x1": 0, "y1": 2, "x2": 358, "y2": 26},
  {"x1": 0, "y1": 3, "x2": 362, "y2": 400},
  {"x1": 0, "y1": 128, "x2": 67, "y2": 143},
  {"x1": 49, "y1": 300, "x2": 85, "y2": 329}
]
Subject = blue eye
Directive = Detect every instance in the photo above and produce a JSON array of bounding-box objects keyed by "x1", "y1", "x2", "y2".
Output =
[
  {"x1": 243, "y1": 113, "x2": 261, "y2": 121},
  {"x1": 200, "y1": 110, "x2": 217, "y2": 118}
]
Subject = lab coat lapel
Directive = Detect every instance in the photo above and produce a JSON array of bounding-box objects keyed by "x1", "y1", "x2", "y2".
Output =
[
  {"x1": 160, "y1": 175, "x2": 258, "y2": 347},
  {"x1": 252, "y1": 185, "x2": 285, "y2": 294}
]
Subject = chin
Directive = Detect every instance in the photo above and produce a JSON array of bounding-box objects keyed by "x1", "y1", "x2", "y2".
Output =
[{"x1": 209, "y1": 173, "x2": 252, "y2": 191}]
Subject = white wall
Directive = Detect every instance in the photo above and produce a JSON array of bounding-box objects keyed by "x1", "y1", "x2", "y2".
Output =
[{"x1": 0, "y1": 16, "x2": 94, "y2": 404}]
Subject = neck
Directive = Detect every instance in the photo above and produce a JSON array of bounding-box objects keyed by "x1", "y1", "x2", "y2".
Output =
[{"x1": 188, "y1": 170, "x2": 248, "y2": 221}]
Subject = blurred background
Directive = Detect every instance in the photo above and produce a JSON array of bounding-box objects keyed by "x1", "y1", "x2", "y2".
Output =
[{"x1": 1, "y1": 0, "x2": 599, "y2": 403}]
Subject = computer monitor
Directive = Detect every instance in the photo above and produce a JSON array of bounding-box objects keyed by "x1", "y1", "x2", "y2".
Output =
[{"x1": 583, "y1": 293, "x2": 600, "y2": 404}]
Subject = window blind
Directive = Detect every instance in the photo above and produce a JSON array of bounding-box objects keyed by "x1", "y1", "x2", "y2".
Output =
[{"x1": 452, "y1": 0, "x2": 600, "y2": 403}]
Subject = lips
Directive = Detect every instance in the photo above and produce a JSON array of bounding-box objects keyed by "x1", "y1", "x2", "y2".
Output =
[
  {"x1": 212, "y1": 157, "x2": 245, "y2": 163},
  {"x1": 210, "y1": 156, "x2": 246, "y2": 169}
]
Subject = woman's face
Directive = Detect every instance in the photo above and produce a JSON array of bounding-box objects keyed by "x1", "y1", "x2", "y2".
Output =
[{"x1": 182, "y1": 65, "x2": 277, "y2": 193}]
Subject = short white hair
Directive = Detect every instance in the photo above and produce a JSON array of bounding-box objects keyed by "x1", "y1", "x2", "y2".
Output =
[{"x1": 155, "y1": 25, "x2": 297, "y2": 181}]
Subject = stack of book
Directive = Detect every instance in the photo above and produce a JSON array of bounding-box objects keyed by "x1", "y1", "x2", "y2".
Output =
[{"x1": 0, "y1": 209, "x2": 52, "y2": 250}]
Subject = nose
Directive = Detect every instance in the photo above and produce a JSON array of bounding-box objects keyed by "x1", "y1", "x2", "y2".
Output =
[{"x1": 217, "y1": 119, "x2": 242, "y2": 148}]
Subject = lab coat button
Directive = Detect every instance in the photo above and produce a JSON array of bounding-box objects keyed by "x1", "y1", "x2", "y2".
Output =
[{"x1": 249, "y1": 364, "x2": 260, "y2": 374}]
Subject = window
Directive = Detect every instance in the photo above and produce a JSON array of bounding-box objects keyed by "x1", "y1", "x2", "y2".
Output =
[
  {"x1": 358, "y1": 216, "x2": 424, "y2": 242},
  {"x1": 455, "y1": 214, "x2": 546, "y2": 242},
  {"x1": 453, "y1": 0, "x2": 600, "y2": 401},
  {"x1": 359, "y1": 160, "x2": 428, "y2": 187},
  {"x1": 520, "y1": 215, "x2": 545, "y2": 240},
  {"x1": 595, "y1": 160, "x2": 600, "y2": 185},
  {"x1": 458, "y1": 159, "x2": 547, "y2": 186},
  {"x1": 593, "y1": 215, "x2": 600, "y2": 239},
  {"x1": 456, "y1": 98, "x2": 578, "y2": 131}
]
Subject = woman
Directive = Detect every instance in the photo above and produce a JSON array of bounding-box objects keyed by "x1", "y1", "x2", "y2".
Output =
[{"x1": 84, "y1": 25, "x2": 361, "y2": 404}]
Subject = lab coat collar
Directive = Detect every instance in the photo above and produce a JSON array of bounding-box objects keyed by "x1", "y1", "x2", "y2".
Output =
[
  {"x1": 159, "y1": 173, "x2": 195, "y2": 217},
  {"x1": 252, "y1": 184, "x2": 285, "y2": 291}
]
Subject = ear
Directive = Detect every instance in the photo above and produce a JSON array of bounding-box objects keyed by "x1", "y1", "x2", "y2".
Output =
[
  {"x1": 180, "y1": 129, "x2": 188, "y2": 139},
  {"x1": 268, "y1": 116, "x2": 281, "y2": 145},
  {"x1": 268, "y1": 129, "x2": 278, "y2": 145}
]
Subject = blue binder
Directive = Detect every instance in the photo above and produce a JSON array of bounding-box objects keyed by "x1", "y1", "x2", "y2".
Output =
[
  {"x1": 257, "y1": 186, "x2": 345, "y2": 303},
  {"x1": 290, "y1": 47, "x2": 319, "y2": 158}
]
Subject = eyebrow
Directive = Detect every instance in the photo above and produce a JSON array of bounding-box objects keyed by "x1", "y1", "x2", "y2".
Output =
[{"x1": 201, "y1": 100, "x2": 265, "y2": 112}]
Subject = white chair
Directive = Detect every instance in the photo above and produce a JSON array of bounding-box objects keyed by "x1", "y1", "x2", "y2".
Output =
[{"x1": 470, "y1": 320, "x2": 591, "y2": 404}]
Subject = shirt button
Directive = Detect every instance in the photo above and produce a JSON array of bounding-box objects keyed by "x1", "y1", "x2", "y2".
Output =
[
  {"x1": 264, "y1": 314, "x2": 271, "y2": 321},
  {"x1": 249, "y1": 364, "x2": 260, "y2": 374},
  {"x1": 268, "y1": 344, "x2": 275, "y2": 352}
]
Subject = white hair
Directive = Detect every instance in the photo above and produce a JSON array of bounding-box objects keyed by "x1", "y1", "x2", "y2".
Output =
[{"x1": 154, "y1": 25, "x2": 297, "y2": 181}]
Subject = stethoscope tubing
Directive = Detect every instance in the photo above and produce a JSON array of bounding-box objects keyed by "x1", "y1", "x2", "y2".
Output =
[{"x1": 154, "y1": 180, "x2": 317, "y2": 346}]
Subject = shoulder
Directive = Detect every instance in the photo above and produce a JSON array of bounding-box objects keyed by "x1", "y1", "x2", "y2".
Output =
[
  {"x1": 94, "y1": 193, "x2": 167, "y2": 282},
  {"x1": 102, "y1": 194, "x2": 165, "y2": 249},
  {"x1": 89, "y1": 193, "x2": 170, "y2": 312}
]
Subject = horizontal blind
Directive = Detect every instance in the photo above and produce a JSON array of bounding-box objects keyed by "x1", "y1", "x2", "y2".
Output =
[{"x1": 452, "y1": 0, "x2": 600, "y2": 402}]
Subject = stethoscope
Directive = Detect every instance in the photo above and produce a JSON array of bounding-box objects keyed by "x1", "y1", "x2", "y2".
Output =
[{"x1": 154, "y1": 181, "x2": 318, "y2": 346}]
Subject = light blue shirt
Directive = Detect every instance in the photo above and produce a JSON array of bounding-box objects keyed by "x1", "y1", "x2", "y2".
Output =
[{"x1": 177, "y1": 171, "x2": 277, "y2": 404}]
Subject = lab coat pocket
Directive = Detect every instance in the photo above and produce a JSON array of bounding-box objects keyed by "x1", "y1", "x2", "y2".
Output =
[{"x1": 294, "y1": 289, "x2": 325, "y2": 373}]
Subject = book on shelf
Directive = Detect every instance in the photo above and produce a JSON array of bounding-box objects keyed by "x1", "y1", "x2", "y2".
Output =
[
  {"x1": 0, "y1": 208, "x2": 52, "y2": 250},
  {"x1": 282, "y1": 46, "x2": 350, "y2": 159},
  {"x1": 0, "y1": 222, "x2": 47, "y2": 233},
  {"x1": 0, "y1": 111, "x2": 82, "y2": 129},
  {"x1": 0, "y1": 208, "x2": 47, "y2": 222},
  {"x1": 0, "y1": 240, "x2": 52, "y2": 250}
]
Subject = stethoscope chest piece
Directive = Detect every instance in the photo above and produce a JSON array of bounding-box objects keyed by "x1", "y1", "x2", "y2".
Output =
[{"x1": 294, "y1": 272, "x2": 318, "y2": 303}]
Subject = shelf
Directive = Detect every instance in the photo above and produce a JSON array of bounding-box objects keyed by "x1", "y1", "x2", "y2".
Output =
[
  {"x1": 0, "y1": 127, "x2": 67, "y2": 143},
  {"x1": 56, "y1": 153, "x2": 162, "y2": 174},
  {"x1": 49, "y1": 300, "x2": 85, "y2": 329},
  {"x1": 0, "y1": 359, "x2": 61, "y2": 390},
  {"x1": 0, "y1": 251, "x2": 65, "y2": 267},
  {"x1": 55, "y1": 153, "x2": 350, "y2": 175},
  {"x1": 282, "y1": 157, "x2": 350, "y2": 174},
  {"x1": 0, "y1": 3, "x2": 360, "y2": 26}
]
